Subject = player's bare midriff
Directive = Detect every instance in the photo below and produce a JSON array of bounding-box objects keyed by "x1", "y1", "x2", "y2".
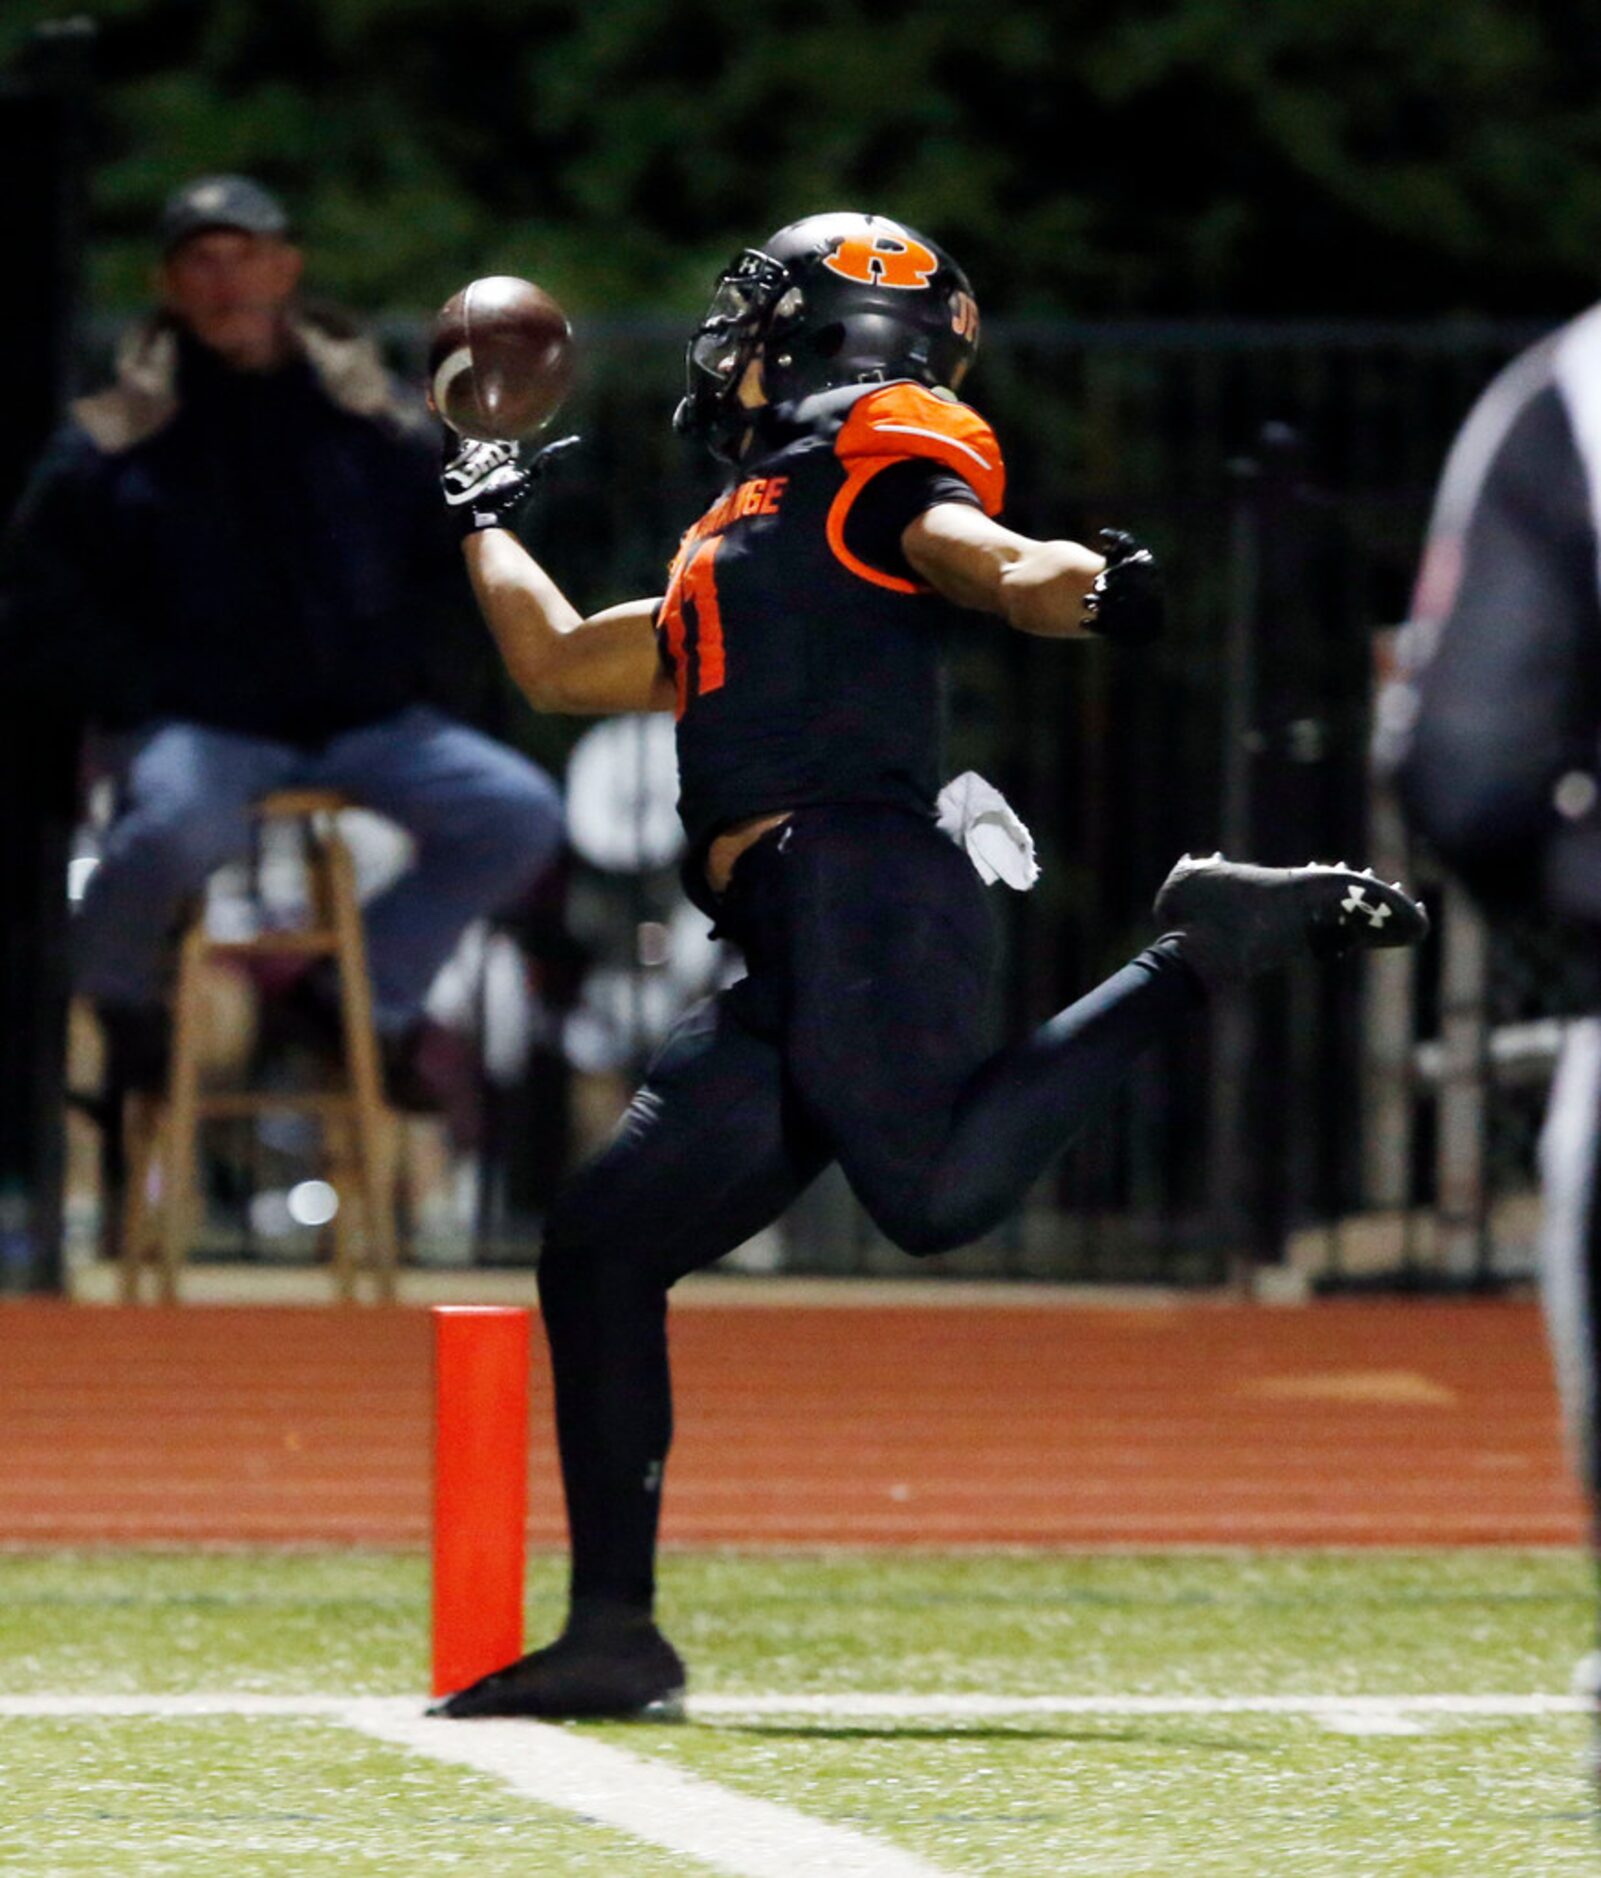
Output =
[{"x1": 705, "y1": 810, "x2": 793, "y2": 896}]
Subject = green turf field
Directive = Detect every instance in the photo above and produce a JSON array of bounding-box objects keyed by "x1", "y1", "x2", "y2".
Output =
[{"x1": 0, "y1": 1549, "x2": 1594, "y2": 1874}]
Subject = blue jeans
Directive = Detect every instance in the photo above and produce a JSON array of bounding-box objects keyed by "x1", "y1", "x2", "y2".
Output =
[{"x1": 75, "y1": 707, "x2": 562, "y2": 1031}]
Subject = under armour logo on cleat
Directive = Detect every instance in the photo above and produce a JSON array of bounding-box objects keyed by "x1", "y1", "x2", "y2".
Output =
[{"x1": 1341, "y1": 885, "x2": 1391, "y2": 928}]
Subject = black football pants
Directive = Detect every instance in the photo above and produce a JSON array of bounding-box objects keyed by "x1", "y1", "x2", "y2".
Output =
[{"x1": 537, "y1": 803, "x2": 1203, "y2": 1611}]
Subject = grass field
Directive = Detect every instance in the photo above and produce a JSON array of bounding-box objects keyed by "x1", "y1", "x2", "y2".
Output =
[{"x1": 2, "y1": 1546, "x2": 1594, "y2": 1874}]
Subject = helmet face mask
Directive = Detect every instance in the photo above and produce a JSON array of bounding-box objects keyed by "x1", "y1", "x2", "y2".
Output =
[
  {"x1": 677, "y1": 248, "x2": 791, "y2": 456},
  {"x1": 675, "y1": 212, "x2": 979, "y2": 461}
]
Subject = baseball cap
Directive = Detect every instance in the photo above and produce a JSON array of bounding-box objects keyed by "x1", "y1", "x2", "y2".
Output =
[{"x1": 158, "y1": 175, "x2": 291, "y2": 254}]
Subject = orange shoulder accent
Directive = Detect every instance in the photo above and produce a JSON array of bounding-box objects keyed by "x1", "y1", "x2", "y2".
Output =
[
  {"x1": 825, "y1": 457, "x2": 923, "y2": 595},
  {"x1": 832, "y1": 382, "x2": 1005, "y2": 516}
]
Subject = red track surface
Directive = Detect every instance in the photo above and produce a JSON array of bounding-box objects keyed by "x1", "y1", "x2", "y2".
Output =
[{"x1": 0, "y1": 1299, "x2": 1583, "y2": 1548}]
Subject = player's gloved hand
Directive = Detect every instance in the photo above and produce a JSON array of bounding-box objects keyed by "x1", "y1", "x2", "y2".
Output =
[
  {"x1": 1082, "y1": 529, "x2": 1164, "y2": 646},
  {"x1": 441, "y1": 433, "x2": 580, "y2": 538}
]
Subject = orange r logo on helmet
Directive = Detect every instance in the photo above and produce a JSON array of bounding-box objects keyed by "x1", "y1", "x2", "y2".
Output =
[{"x1": 823, "y1": 232, "x2": 939, "y2": 291}]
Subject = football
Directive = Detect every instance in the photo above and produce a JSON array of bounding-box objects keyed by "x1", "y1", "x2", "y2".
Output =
[{"x1": 428, "y1": 276, "x2": 575, "y2": 442}]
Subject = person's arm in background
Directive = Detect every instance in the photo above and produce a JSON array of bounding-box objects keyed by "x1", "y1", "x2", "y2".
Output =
[
  {"x1": 1392, "y1": 381, "x2": 1601, "y2": 922},
  {"x1": 0, "y1": 426, "x2": 154, "y2": 725},
  {"x1": 396, "y1": 407, "x2": 524, "y2": 727}
]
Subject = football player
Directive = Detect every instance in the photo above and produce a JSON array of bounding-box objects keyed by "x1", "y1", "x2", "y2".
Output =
[
  {"x1": 433, "y1": 212, "x2": 1427, "y2": 1719},
  {"x1": 1384, "y1": 297, "x2": 1601, "y2": 1782}
]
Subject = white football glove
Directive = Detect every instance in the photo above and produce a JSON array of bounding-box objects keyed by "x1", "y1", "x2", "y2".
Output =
[{"x1": 441, "y1": 433, "x2": 579, "y2": 536}]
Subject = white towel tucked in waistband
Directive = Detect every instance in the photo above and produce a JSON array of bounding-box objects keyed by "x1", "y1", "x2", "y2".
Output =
[{"x1": 935, "y1": 771, "x2": 1041, "y2": 890}]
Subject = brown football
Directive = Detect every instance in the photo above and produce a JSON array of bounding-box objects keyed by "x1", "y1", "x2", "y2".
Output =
[{"x1": 428, "y1": 276, "x2": 575, "y2": 441}]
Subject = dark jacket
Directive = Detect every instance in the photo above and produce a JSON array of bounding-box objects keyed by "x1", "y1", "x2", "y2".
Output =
[{"x1": 0, "y1": 306, "x2": 467, "y2": 746}]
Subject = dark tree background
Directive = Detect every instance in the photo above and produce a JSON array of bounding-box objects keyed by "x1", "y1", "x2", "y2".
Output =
[{"x1": 4, "y1": 0, "x2": 1601, "y2": 321}]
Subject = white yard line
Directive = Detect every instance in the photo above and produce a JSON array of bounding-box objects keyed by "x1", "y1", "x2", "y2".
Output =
[
  {"x1": 0, "y1": 1693, "x2": 355, "y2": 1717},
  {"x1": 686, "y1": 1691, "x2": 1587, "y2": 1719},
  {"x1": 686, "y1": 1690, "x2": 1588, "y2": 1740},
  {"x1": 0, "y1": 1693, "x2": 949, "y2": 1878},
  {"x1": 0, "y1": 1686, "x2": 1588, "y2": 1870},
  {"x1": 344, "y1": 1697, "x2": 950, "y2": 1877},
  {"x1": 0, "y1": 1689, "x2": 1584, "y2": 1721}
]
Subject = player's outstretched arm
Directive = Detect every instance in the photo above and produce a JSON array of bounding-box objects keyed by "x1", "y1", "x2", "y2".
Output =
[
  {"x1": 464, "y1": 533, "x2": 672, "y2": 716},
  {"x1": 443, "y1": 434, "x2": 674, "y2": 716},
  {"x1": 902, "y1": 503, "x2": 1102, "y2": 637},
  {"x1": 903, "y1": 505, "x2": 1163, "y2": 645}
]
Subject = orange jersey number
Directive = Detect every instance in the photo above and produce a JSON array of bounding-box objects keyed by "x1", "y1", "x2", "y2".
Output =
[{"x1": 660, "y1": 534, "x2": 726, "y2": 717}]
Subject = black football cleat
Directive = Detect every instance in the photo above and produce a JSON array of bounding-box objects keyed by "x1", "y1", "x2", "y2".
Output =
[
  {"x1": 1153, "y1": 854, "x2": 1429, "y2": 991},
  {"x1": 428, "y1": 1612, "x2": 686, "y2": 1721}
]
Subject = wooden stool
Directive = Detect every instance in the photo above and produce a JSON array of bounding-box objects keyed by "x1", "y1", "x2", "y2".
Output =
[{"x1": 120, "y1": 790, "x2": 400, "y2": 1303}]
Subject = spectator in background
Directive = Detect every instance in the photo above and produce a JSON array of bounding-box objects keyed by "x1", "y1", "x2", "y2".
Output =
[
  {"x1": 1383, "y1": 302, "x2": 1601, "y2": 1779},
  {"x1": 0, "y1": 175, "x2": 562, "y2": 1102}
]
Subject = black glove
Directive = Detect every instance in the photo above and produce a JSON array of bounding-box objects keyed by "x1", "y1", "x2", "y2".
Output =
[
  {"x1": 440, "y1": 433, "x2": 580, "y2": 538},
  {"x1": 1082, "y1": 528, "x2": 1163, "y2": 646}
]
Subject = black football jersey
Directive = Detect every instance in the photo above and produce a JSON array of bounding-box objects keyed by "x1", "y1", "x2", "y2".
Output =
[{"x1": 656, "y1": 380, "x2": 1007, "y2": 861}]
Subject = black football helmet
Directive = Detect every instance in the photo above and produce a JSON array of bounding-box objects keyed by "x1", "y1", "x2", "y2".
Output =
[{"x1": 674, "y1": 211, "x2": 981, "y2": 459}]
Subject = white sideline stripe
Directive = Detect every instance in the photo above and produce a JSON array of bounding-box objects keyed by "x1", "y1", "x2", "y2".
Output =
[
  {"x1": 0, "y1": 1689, "x2": 1583, "y2": 1721},
  {"x1": 687, "y1": 1692, "x2": 1586, "y2": 1719},
  {"x1": 345, "y1": 1698, "x2": 951, "y2": 1878},
  {"x1": 11, "y1": 1696, "x2": 1586, "y2": 1872},
  {"x1": 0, "y1": 1694, "x2": 354, "y2": 1717},
  {"x1": 0, "y1": 1694, "x2": 947, "y2": 1878}
]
